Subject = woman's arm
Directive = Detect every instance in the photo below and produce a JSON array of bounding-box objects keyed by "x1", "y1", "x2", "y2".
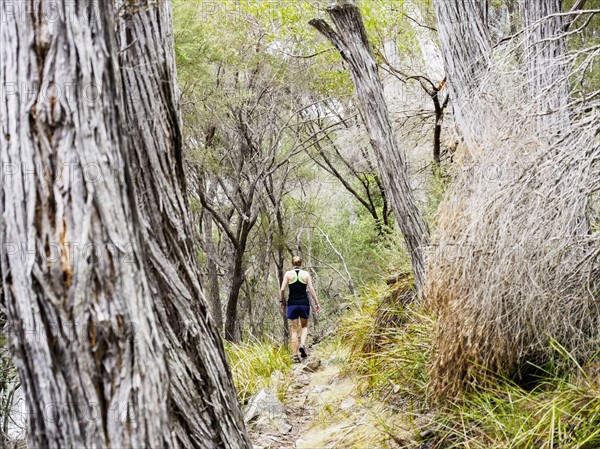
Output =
[
  {"x1": 279, "y1": 273, "x2": 289, "y2": 308},
  {"x1": 307, "y1": 275, "x2": 321, "y2": 312}
]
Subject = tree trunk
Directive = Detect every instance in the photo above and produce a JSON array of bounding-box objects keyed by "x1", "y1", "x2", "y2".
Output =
[
  {"x1": 0, "y1": 2, "x2": 171, "y2": 446},
  {"x1": 225, "y1": 252, "x2": 246, "y2": 342},
  {"x1": 1, "y1": 1, "x2": 251, "y2": 448},
  {"x1": 432, "y1": 85, "x2": 449, "y2": 167},
  {"x1": 265, "y1": 174, "x2": 290, "y2": 343},
  {"x1": 432, "y1": 0, "x2": 493, "y2": 148},
  {"x1": 203, "y1": 212, "x2": 224, "y2": 331},
  {"x1": 114, "y1": 1, "x2": 251, "y2": 446},
  {"x1": 523, "y1": 0, "x2": 570, "y2": 130},
  {"x1": 310, "y1": 0, "x2": 430, "y2": 291}
]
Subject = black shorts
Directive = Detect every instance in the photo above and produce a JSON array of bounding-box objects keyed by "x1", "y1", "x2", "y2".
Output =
[{"x1": 286, "y1": 305, "x2": 310, "y2": 320}]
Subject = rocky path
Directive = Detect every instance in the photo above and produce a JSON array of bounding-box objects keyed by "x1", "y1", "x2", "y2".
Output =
[{"x1": 247, "y1": 346, "x2": 401, "y2": 449}]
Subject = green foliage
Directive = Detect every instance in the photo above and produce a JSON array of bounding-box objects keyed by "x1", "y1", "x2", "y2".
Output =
[
  {"x1": 224, "y1": 339, "x2": 292, "y2": 402},
  {"x1": 422, "y1": 164, "x2": 450, "y2": 232},
  {"x1": 172, "y1": 1, "x2": 213, "y2": 80},
  {"x1": 436, "y1": 346, "x2": 600, "y2": 449}
]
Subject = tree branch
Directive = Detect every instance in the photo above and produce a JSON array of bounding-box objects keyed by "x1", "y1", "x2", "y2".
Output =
[{"x1": 308, "y1": 19, "x2": 348, "y2": 60}]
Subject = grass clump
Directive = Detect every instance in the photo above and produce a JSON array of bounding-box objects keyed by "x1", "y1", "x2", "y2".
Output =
[
  {"x1": 338, "y1": 278, "x2": 433, "y2": 407},
  {"x1": 337, "y1": 279, "x2": 600, "y2": 448},
  {"x1": 436, "y1": 346, "x2": 600, "y2": 449},
  {"x1": 224, "y1": 338, "x2": 291, "y2": 403}
]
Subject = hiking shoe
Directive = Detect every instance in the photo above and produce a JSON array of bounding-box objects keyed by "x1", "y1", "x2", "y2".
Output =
[
  {"x1": 299, "y1": 346, "x2": 308, "y2": 358},
  {"x1": 292, "y1": 355, "x2": 301, "y2": 363}
]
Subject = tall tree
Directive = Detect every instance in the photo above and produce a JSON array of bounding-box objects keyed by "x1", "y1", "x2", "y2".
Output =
[
  {"x1": 0, "y1": 1, "x2": 251, "y2": 447},
  {"x1": 432, "y1": 0, "x2": 493, "y2": 148},
  {"x1": 115, "y1": 1, "x2": 250, "y2": 446},
  {"x1": 310, "y1": 0, "x2": 430, "y2": 291}
]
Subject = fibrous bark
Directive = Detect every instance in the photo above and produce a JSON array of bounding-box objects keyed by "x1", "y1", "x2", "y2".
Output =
[
  {"x1": 427, "y1": 0, "x2": 600, "y2": 401},
  {"x1": 0, "y1": 2, "x2": 171, "y2": 446},
  {"x1": 1, "y1": 1, "x2": 252, "y2": 447},
  {"x1": 310, "y1": 0, "x2": 430, "y2": 291},
  {"x1": 433, "y1": 0, "x2": 493, "y2": 148},
  {"x1": 523, "y1": 0, "x2": 570, "y2": 130},
  {"x1": 115, "y1": 1, "x2": 251, "y2": 446}
]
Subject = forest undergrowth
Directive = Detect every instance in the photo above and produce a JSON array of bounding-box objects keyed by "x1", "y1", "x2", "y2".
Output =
[
  {"x1": 229, "y1": 272, "x2": 600, "y2": 449},
  {"x1": 334, "y1": 278, "x2": 600, "y2": 449}
]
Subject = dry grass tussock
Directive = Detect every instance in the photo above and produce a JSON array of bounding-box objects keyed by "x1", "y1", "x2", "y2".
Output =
[{"x1": 426, "y1": 34, "x2": 600, "y2": 399}]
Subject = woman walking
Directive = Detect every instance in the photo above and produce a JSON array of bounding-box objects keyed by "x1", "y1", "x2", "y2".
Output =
[{"x1": 280, "y1": 256, "x2": 321, "y2": 362}]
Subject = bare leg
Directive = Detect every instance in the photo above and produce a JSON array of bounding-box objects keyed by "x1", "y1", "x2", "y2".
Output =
[
  {"x1": 290, "y1": 319, "x2": 299, "y2": 356},
  {"x1": 300, "y1": 318, "x2": 309, "y2": 348}
]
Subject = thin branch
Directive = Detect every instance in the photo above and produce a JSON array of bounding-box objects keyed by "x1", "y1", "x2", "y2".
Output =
[{"x1": 273, "y1": 47, "x2": 334, "y2": 59}]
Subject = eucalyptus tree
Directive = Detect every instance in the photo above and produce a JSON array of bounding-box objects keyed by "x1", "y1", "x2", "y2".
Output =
[{"x1": 0, "y1": 1, "x2": 251, "y2": 447}]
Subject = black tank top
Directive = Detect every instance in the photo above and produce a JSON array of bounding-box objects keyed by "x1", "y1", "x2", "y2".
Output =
[{"x1": 288, "y1": 269, "x2": 310, "y2": 306}]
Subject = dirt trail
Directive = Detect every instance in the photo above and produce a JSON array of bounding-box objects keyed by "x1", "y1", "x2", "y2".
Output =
[{"x1": 249, "y1": 345, "x2": 402, "y2": 449}]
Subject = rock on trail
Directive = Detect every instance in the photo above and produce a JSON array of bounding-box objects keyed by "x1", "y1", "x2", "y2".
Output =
[{"x1": 247, "y1": 345, "x2": 401, "y2": 449}]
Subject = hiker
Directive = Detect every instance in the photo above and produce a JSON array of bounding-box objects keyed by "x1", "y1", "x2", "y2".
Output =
[{"x1": 280, "y1": 256, "x2": 321, "y2": 363}]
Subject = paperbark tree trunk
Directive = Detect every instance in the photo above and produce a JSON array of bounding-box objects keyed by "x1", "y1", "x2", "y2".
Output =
[
  {"x1": 310, "y1": 0, "x2": 430, "y2": 291},
  {"x1": 1, "y1": 1, "x2": 251, "y2": 448},
  {"x1": 432, "y1": 0, "x2": 493, "y2": 147}
]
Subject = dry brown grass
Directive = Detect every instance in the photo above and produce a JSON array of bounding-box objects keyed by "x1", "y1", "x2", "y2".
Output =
[{"x1": 426, "y1": 34, "x2": 600, "y2": 400}]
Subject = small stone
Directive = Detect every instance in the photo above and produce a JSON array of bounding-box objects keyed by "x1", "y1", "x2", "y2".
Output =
[
  {"x1": 275, "y1": 420, "x2": 293, "y2": 434},
  {"x1": 296, "y1": 373, "x2": 311, "y2": 384},
  {"x1": 252, "y1": 416, "x2": 292, "y2": 436},
  {"x1": 243, "y1": 389, "x2": 286, "y2": 423},
  {"x1": 393, "y1": 384, "x2": 401, "y2": 394},
  {"x1": 302, "y1": 359, "x2": 321, "y2": 373}
]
